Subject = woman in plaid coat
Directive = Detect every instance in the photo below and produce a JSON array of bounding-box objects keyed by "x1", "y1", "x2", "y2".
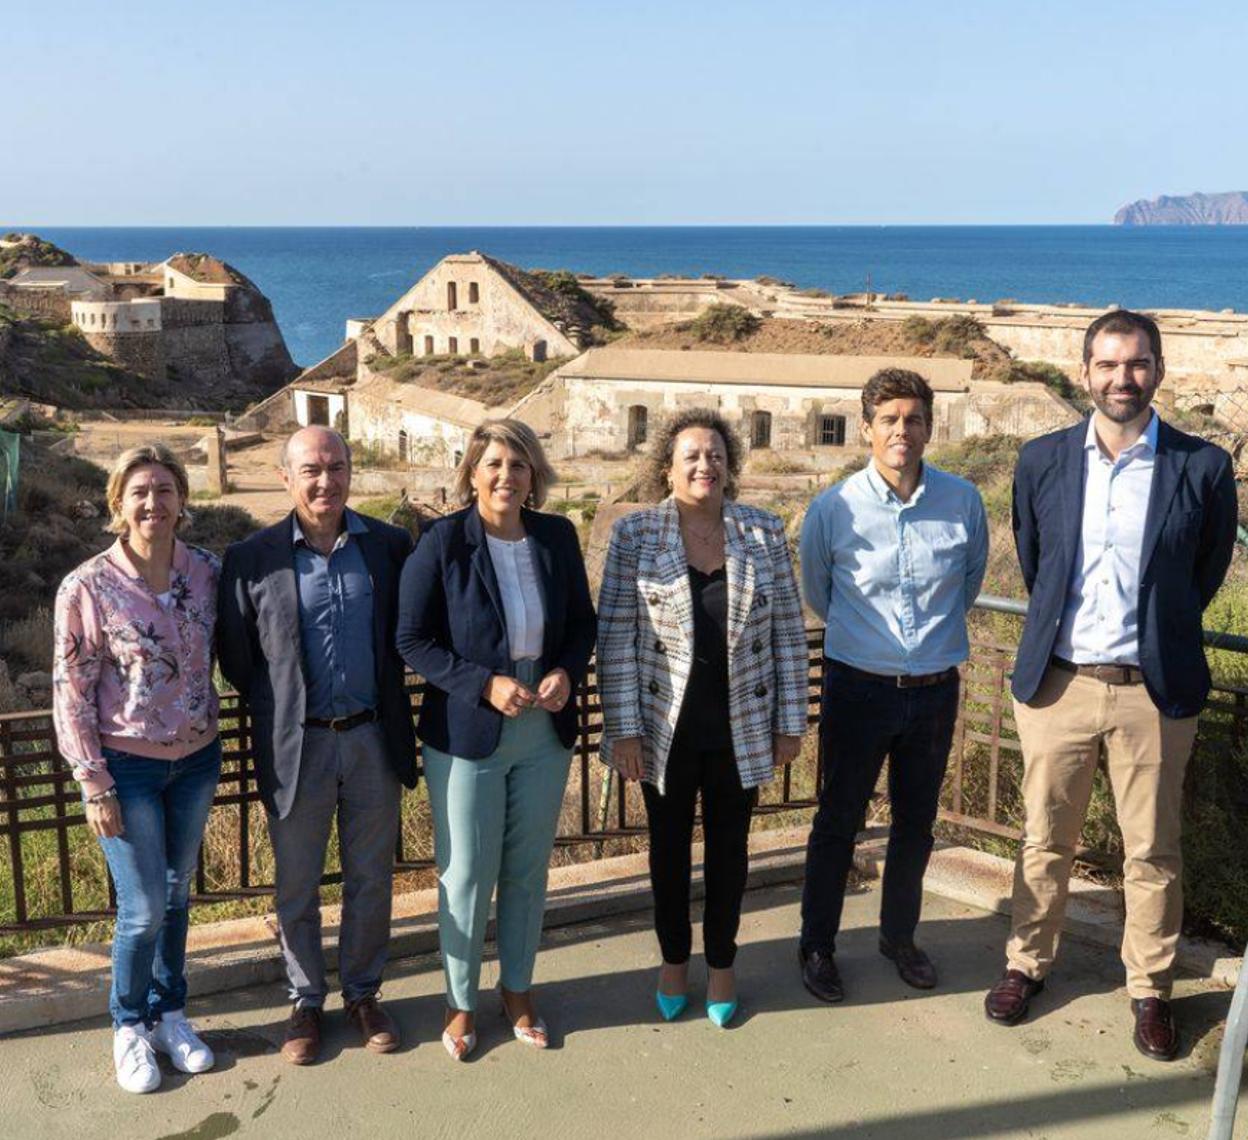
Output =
[{"x1": 598, "y1": 408, "x2": 809, "y2": 1028}]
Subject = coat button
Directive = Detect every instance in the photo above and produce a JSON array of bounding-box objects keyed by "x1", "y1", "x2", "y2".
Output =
[
  {"x1": 649, "y1": 680, "x2": 660, "y2": 695},
  {"x1": 752, "y1": 639, "x2": 763, "y2": 653},
  {"x1": 655, "y1": 640, "x2": 665, "y2": 653},
  {"x1": 756, "y1": 592, "x2": 768, "y2": 607},
  {"x1": 755, "y1": 683, "x2": 768, "y2": 698},
  {"x1": 648, "y1": 593, "x2": 660, "y2": 605}
]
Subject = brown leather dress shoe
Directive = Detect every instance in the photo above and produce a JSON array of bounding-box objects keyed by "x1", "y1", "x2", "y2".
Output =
[
  {"x1": 1131, "y1": 997, "x2": 1179, "y2": 1061},
  {"x1": 984, "y1": 970, "x2": 1044, "y2": 1025},
  {"x1": 281, "y1": 1005, "x2": 322, "y2": 1065},
  {"x1": 347, "y1": 996, "x2": 399, "y2": 1054},
  {"x1": 879, "y1": 937, "x2": 937, "y2": 989}
]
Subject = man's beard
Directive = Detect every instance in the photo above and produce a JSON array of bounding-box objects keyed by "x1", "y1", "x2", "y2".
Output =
[{"x1": 1092, "y1": 385, "x2": 1151, "y2": 423}]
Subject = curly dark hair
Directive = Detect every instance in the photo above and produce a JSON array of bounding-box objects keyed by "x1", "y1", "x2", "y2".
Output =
[{"x1": 638, "y1": 407, "x2": 744, "y2": 501}]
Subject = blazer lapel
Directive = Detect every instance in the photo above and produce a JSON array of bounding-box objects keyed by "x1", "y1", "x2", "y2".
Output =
[
  {"x1": 354, "y1": 520, "x2": 389, "y2": 685},
  {"x1": 1057, "y1": 420, "x2": 1090, "y2": 565},
  {"x1": 656, "y1": 498, "x2": 695, "y2": 647},
  {"x1": 465, "y1": 508, "x2": 510, "y2": 655},
  {"x1": 723, "y1": 503, "x2": 754, "y2": 655},
  {"x1": 266, "y1": 515, "x2": 304, "y2": 653},
  {"x1": 1140, "y1": 420, "x2": 1189, "y2": 575}
]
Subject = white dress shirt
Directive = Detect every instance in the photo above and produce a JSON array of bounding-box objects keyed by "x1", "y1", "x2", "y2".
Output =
[
  {"x1": 1053, "y1": 411, "x2": 1158, "y2": 665},
  {"x1": 486, "y1": 534, "x2": 545, "y2": 661}
]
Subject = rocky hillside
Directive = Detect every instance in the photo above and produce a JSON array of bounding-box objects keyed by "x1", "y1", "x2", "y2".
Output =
[
  {"x1": 1114, "y1": 191, "x2": 1248, "y2": 225},
  {"x1": 0, "y1": 304, "x2": 174, "y2": 407},
  {"x1": 0, "y1": 233, "x2": 76, "y2": 278}
]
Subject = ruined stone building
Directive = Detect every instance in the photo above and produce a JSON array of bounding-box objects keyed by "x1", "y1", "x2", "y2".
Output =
[
  {"x1": 0, "y1": 239, "x2": 297, "y2": 399},
  {"x1": 511, "y1": 348, "x2": 1079, "y2": 458},
  {"x1": 353, "y1": 251, "x2": 608, "y2": 363}
]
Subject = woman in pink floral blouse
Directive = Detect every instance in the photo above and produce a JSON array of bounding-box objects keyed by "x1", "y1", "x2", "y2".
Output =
[{"x1": 53, "y1": 444, "x2": 222, "y2": 1094}]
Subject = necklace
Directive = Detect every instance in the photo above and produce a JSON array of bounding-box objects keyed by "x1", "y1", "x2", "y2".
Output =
[{"x1": 682, "y1": 519, "x2": 722, "y2": 544}]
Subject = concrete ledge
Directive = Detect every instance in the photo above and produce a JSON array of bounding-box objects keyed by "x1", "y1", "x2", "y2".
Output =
[{"x1": 0, "y1": 828, "x2": 1239, "y2": 1035}]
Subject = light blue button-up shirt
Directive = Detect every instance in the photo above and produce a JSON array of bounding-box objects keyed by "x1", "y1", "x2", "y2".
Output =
[
  {"x1": 799, "y1": 461, "x2": 989, "y2": 675},
  {"x1": 1053, "y1": 411, "x2": 1158, "y2": 666},
  {"x1": 292, "y1": 508, "x2": 377, "y2": 718}
]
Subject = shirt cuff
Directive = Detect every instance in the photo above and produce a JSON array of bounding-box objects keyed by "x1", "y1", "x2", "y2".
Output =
[{"x1": 75, "y1": 767, "x2": 115, "y2": 799}]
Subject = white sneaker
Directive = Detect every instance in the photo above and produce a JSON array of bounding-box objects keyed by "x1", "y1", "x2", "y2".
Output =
[
  {"x1": 150, "y1": 1010, "x2": 215, "y2": 1074},
  {"x1": 113, "y1": 1024, "x2": 161, "y2": 1094}
]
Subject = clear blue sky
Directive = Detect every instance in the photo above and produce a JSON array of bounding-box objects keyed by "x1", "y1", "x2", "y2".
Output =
[{"x1": 8, "y1": 0, "x2": 1247, "y2": 225}]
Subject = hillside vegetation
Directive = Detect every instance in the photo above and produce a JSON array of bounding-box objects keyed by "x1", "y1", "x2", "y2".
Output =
[{"x1": 0, "y1": 305, "x2": 172, "y2": 408}]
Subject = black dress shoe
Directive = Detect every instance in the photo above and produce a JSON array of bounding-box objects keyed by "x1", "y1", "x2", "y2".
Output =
[
  {"x1": 984, "y1": 969, "x2": 1044, "y2": 1025},
  {"x1": 879, "y1": 936, "x2": 938, "y2": 989},
  {"x1": 1131, "y1": 998, "x2": 1179, "y2": 1061},
  {"x1": 798, "y1": 946, "x2": 844, "y2": 1003}
]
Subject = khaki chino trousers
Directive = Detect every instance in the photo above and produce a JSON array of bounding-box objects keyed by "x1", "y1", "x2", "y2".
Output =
[{"x1": 1006, "y1": 665, "x2": 1198, "y2": 1000}]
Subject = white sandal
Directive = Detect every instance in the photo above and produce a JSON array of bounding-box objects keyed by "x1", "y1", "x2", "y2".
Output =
[
  {"x1": 501, "y1": 996, "x2": 549, "y2": 1049},
  {"x1": 441, "y1": 1028, "x2": 477, "y2": 1061}
]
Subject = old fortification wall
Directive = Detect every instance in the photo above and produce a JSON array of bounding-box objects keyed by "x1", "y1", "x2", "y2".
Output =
[
  {"x1": 0, "y1": 286, "x2": 72, "y2": 322},
  {"x1": 80, "y1": 330, "x2": 165, "y2": 379}
]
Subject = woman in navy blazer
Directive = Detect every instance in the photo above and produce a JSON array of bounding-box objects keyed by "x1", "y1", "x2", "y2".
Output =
[{"x1": 397, "y1": 419, "x2": 595, "y2": 1060}]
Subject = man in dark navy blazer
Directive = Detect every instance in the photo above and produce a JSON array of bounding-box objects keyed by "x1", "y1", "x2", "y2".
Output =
[
  {"x1": 984, "y1": 311, "x2": 1237, "y2": 1061},
  {"x1": 218, "y1": 427, "x2": 417, "y2": 1065}
]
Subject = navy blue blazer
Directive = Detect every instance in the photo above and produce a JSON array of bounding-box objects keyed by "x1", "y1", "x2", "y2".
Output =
[
  {"x1": 218, "y1": 511, "x2": 418, "y2": 819},
  {"x1": 1010, "y1": 417, "x2": 1238, "y2": 718},
  {"x1": 396, "y1": 505, "x2": 597, "y2": 758}
]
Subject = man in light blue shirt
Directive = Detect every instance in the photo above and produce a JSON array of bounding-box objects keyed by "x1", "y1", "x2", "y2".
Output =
[{"x1": 797, "y1": 368, "x2": 988, "y2": 1004}]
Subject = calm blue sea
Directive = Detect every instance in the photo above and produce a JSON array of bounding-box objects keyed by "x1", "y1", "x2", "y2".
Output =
[{"x1": 32, "y1": 226, "x2": 1248, "y2": 367}]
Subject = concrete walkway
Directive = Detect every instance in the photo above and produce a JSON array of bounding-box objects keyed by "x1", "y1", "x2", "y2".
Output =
[{"x1": 0, "y1": 879, "x2": 1237, "y2": 1140}]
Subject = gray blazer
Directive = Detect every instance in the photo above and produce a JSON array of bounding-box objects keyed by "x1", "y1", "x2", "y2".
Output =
[
  {"x1": 597, "y1": 498, "x2": 809, "y2": 793},
  {"x1": 217, "y1": 511, "x2": 418, "y2": 819}
]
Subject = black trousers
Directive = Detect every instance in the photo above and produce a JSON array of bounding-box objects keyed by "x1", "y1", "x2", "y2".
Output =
[
  {"x1": 642, "y1": 731, "x2": 758, "y2": 969},
  {"x1": 800, "y1": 661, "x2": 960, "y2": 954}
]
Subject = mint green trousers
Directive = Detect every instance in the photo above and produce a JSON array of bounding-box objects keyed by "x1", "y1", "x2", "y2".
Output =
[{"x1": 423, "y1": 675, "x2": 573, "y2": 1013}]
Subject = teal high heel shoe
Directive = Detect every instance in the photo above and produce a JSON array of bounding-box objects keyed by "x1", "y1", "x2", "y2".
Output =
[
  {"x1": 655, "y1": 990, "x2": 688, "y2": 1022},
  {"x1": 706, "y1": 999, "x2": 738, "y2": 1029}
]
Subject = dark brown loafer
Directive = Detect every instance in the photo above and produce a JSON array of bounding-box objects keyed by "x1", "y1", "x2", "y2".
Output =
[
  {"x1": 1131, "y1": 997, "x2": 1179, "y2": 1061},
  {"x1": 281, "y1": 1004, "x2": 322, "y2": 1065},
  {"x1": 347, "y1": 995, "x2": 399, "y2": 1054},
  {"x1": 798, "y1": 946, "x2": 844, "y2": 1003},
  {"x1": 879, "y1": 937, "x2": 938, "y2": 990},
  {"x1": 984, "y1": 970, "x2": 1044, "y2": 1025}
]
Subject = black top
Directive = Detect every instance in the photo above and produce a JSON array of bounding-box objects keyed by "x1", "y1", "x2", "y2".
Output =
[{"x1": 674, "y1": 565, "x2": 732, "y2": 748}]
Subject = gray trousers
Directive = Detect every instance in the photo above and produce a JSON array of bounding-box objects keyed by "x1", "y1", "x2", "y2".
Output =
[{"x1": 267, "y1": 721, "x2": 401, "y2": 1008}]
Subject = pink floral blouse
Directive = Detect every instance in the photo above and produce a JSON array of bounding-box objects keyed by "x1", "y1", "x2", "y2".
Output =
[{"x1": 52, "y1": 539, "x2": 221, "y2": 797}]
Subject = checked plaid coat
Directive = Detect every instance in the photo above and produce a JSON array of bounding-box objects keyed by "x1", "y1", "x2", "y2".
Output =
[{"x1": 597, "y1": 498, "x2": 809, "y2": 793}]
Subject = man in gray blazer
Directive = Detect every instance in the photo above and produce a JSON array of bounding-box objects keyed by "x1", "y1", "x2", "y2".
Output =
[{"x1": 218, "y1": 426, "x2": 417, "y2": 1065}]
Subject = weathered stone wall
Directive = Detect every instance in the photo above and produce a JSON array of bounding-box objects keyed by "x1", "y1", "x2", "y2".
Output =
[
  {"x1": 0, "y1": 286, "x2": 72, "y2": 322},
  {"x1": 349, "y1": 389, "x2": 471, "y2": 467},
  {"x1": 371, "y1": 255, "x2": 579, "y2": 360},
  {"x1": 551, "y1": 377, "x2": 1073, "y2": 458},
  {"x1": 161, "y1": 324, "x2": 232, "y2": 382},
  {"x1": 81, "y1": 330, "x2": 165, "y2": 379}
]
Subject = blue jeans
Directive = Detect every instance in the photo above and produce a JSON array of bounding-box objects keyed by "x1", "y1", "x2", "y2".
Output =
[
  {"x1": 800, "y1": 663, "x2": 960, "y2": 954},
  {"x1": 96, "y1": 739, "x2": 222, "y2": 1028}
]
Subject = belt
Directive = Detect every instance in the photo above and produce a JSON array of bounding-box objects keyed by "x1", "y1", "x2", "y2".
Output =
[
  {"x1": 1051, "y1": 657, "x2": 1144, "y2": 686},
  {"x1": 831, "y1": 661, "x2": 959, "y2": 689},
  {"x1": 304, "y1": 708, "x2": 379, "y2": 732}
]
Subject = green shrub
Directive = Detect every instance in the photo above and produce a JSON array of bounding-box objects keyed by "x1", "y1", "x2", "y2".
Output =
[
  {"x1": 1005, "y1": 360, "x2": 1091, "y2": 413},
  {"x1": 690, "y1": 304, "x2": 760, "y2": 343}
]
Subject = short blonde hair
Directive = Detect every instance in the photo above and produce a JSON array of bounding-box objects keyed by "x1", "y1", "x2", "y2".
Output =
[
  {"x1": 453, "y1": 419, "x2": 556, "y2": 509},
  {"x1": 106, "y1": 444, "x2": 191, "y2": 536}
]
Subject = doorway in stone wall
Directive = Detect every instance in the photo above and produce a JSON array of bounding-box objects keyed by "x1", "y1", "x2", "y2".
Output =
[
  {"x1": 307, "y1": 395, "x2": 330, "y2": 426},
  {"x1": 395, "y1": 311, "x2": 413, "y2": 355},
  {"x1": 750, "y1": 410, "x2": 772, "y2": 448}
]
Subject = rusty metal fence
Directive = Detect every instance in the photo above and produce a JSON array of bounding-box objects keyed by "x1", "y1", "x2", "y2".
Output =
[{"x1": 3, "y1": 603, "x2": 1248, "y2": 939}]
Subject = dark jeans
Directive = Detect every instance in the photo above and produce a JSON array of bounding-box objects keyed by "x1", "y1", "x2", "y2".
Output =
[
  {"x1": 96, "y1": 739, "x2": 223, "y2": 1028},
  {"x1": 642, "y1": 730, "x2": 758, "y2": 969},
  {"x1": 800, "y1": 662, "x2": 960, "y2": 954}
]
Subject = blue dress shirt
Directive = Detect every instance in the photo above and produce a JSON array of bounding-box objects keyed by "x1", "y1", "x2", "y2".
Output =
[
  {"x1": 799, "y1": 461, "x2": 989, "y2": 675},
  {"x1": 293, "y1": 509, "x2": 378, "y2": 718},
  {"x1": 1053, "y1": 411, "x2": 1158, "y2": 666}
]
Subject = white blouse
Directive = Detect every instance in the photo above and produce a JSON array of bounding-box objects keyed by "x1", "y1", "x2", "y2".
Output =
[{"x1": 486, "y1": 534, "x2": 546, "y2": 661}]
